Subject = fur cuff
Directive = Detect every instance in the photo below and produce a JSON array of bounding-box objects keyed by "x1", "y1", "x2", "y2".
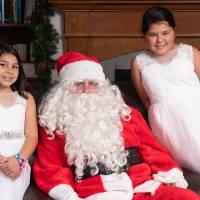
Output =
[
  {"x1": 48, "y1": 184, "x2": 82, "y2": 200},
  {"x1": 153, "y1": 168, "x2": 188, "y2": 188}
]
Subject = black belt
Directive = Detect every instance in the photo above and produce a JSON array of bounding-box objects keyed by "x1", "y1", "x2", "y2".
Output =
[
  {"x1": 126, "y1": 147, "x2": 143, "y2": 166},
  {"x1": 73, "y1": 147, "x2": 143, "y2": 181}
]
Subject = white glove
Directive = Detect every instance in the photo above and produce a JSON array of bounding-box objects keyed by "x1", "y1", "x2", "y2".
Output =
[
  {"x1": 84, "y1": 191, "x2": 132, "y2": 200},
  {"x1": 49, "y1": 184, "x2": 83, "y2": 200},
  {"x1": 100, "y1": 172, "x2": 133, "y2": 200},
  {"x1": 63, "y1": 192, "x2": 83, "y2": 200},
  {"x1": 153, "y1": 168, "x2": 188, "y2": 188}
]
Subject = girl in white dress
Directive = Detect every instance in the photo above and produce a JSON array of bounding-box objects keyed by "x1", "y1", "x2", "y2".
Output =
[
  {"x1": 131, "y1": 7, "x2": 200, "y2": 173},
  {"x1": 0, "y1": 43, "x2": 38, "y2": 200}
]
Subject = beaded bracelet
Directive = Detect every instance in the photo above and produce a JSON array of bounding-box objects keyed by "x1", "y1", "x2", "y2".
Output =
[{"x1": 14, "y1": 153, "x2": 26, "y2": 169}]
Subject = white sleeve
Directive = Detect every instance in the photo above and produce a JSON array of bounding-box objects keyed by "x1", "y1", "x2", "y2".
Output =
[
  {"x1": 48, "y1": 184, "x2": 83, "y2": 200},
  {"x1": 153, "y1": 168, "x2": 188, "y2": 188}
]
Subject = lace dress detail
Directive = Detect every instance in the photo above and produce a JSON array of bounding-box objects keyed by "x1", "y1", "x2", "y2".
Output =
[
  {"x1": 136, "y1": 44, "x2": 200, "y2": 173},
  {"x1": 0, "y1": 92, "x2": 30, "y2": 200},
  {"x1": 136, "y1": 51, "x2": 154, "y2": 71},
  {"x1": 136, "y1": 44, "x2": 193, "y2": 71},
  {"x1": 178, "y1": 43, "x2": 193, "y2": 64}
]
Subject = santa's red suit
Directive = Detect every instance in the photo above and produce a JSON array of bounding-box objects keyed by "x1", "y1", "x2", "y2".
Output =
[{"x1": 33, "y1": 108, "x2": 199, "y2": 200}]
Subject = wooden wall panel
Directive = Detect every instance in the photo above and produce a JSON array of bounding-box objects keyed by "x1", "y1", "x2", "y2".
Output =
[
  {"x1": 64, "y1": 11, "x2": 142, "y2": 36},
  {"x1": 67, "y1": 38, "x2": 89, "y2": 54},
  {"x1": 65, "y1": 12, "x2": 89, "y2": 33},
  {"x1": 51, "y1": 1, "x2": 200, "y2": 61},
  {"x1": 174, "y1": 11, "x2": 200, "y2": 34},
  {"x1": 88, "y1": 11, "x2": 142, "y2": 34},
  {"x1": 87, "y1": 38, "x2": 145, "y2": 59}
]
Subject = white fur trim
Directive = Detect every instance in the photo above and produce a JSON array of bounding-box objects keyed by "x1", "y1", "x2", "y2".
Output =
[
  {"x1": 133, "y1": 180, "x2": 161, "y2": 195},
  {"x1": 84, "y1": 191, "x2": 132, "y2": 200},
  {"x1": 100, "y1": 172, "x2": 133, "y2": 200},
  {"x1": 48, "y1": 184, "x2": 81, "y2": 200},
  {"x1": 59, "y1": 60, "x2": 105, "y2": 81},
  {"x1": 153, "y1": 168, "x2": 188, "y2": 188}
]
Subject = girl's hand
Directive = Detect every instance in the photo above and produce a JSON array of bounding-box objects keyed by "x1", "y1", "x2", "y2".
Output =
[
  {"x1": 0, "y1": 156, "x2": 21, "y2": 180},
  {"x1": 0, "y1": 155, "x2": 8, "y2": 174},
  {"x1": 0, "y1": 155, "x2": 8, "y2": 165}
]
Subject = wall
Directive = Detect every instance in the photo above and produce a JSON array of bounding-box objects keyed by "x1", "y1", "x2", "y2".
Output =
[
  {"x1": 50, "y1": 0, "x2": 200, "y2": 80},
  {"x1": 50, "y1": 0, "x2": 200, "y2": 59}
]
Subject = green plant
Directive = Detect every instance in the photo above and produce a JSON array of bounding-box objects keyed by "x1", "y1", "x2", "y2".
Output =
[{"x1": 30, "y1": 0, "x2": 59, "y2": 90}]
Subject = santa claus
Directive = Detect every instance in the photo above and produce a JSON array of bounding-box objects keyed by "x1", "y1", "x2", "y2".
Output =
[{"x1": 33, "y1": 52, "x2": 199, "y2": 200}]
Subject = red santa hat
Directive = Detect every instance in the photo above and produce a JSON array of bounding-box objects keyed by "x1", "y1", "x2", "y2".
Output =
[{"x1": 56, "y1": 51, "x2": 105, "y2": 81}]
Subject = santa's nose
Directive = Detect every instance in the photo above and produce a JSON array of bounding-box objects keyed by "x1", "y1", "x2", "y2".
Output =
[{"x1": 82, "y1": 85, "x2": 97, "y2": 93}]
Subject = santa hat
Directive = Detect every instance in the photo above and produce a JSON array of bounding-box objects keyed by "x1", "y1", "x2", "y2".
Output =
[{"x1": 56, "y1": 51, "x2": 105, "y2": 81}]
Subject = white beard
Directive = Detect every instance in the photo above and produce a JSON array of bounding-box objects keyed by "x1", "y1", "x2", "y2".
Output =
[{"x1": 39, "y1": 81, "x2": 131, "y2": 180}]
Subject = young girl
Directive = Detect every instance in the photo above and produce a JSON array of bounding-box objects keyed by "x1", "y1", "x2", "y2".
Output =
[
  {"x1": 0, "y1": 43, "x2": 38, "y2": 199},
  {"x1": 131, "y1": 7, "x2": 200, "y2": 173}
]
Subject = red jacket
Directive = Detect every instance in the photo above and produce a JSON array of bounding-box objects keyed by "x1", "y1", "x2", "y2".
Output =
[{"x1": 33, "y1": 108, "x2": 180, "y2": 198}]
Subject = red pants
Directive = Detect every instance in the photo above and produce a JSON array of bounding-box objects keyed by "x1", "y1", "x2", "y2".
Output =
[{"x1": 134, "y1": 184, "x2": 199, "y2": 200}]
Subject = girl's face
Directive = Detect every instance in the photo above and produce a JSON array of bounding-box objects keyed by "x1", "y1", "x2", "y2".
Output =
[
  {"x1": 0, "y1": 53, "x2": 19, "y2": 92},
  {"x1": 145, "y1": 21, "x2": 176, "y2": 56}
]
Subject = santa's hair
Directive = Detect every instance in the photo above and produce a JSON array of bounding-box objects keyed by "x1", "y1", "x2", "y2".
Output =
[{"x1": 38, "y1": 80, "x2": 72, "y2": 138}]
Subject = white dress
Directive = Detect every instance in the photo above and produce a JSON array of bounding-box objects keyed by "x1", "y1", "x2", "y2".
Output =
[
  {"x1": 136, "y1": 44, "x2": 200, "y2": 173},
  {"x1": 0, "y1": 92, "x2": 30, "y2": 200}
]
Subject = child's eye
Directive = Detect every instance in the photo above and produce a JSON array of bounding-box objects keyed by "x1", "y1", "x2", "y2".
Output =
[
  {"x1": 162, "y1": 32, "x2": 169, "y2": 35},
  {"x1": 12, "y1": 65, "x2": 19, "y2": 69},
  {"x1": 146, "y1": 33, "x2": 156, "y2": 37},
  {"x1": 0, "y1": 62, "x2": 6, "y2": 67}
]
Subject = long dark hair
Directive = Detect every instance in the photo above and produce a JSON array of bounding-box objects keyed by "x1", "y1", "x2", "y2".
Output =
[
  {"x1": 0, "y1": 43, "x2": 27, "y2": 98},
  {"x1": 142, "y1": 6, "x2": 176, "y2": 34}
]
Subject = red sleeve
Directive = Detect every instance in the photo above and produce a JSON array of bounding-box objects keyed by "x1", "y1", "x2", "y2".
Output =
[
  {"x1": 131, "y1": 107, "x2": 181, "y2": 173},
  {"x1": 33, "y1": 126, "x2": 75, "y2": 194}
]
